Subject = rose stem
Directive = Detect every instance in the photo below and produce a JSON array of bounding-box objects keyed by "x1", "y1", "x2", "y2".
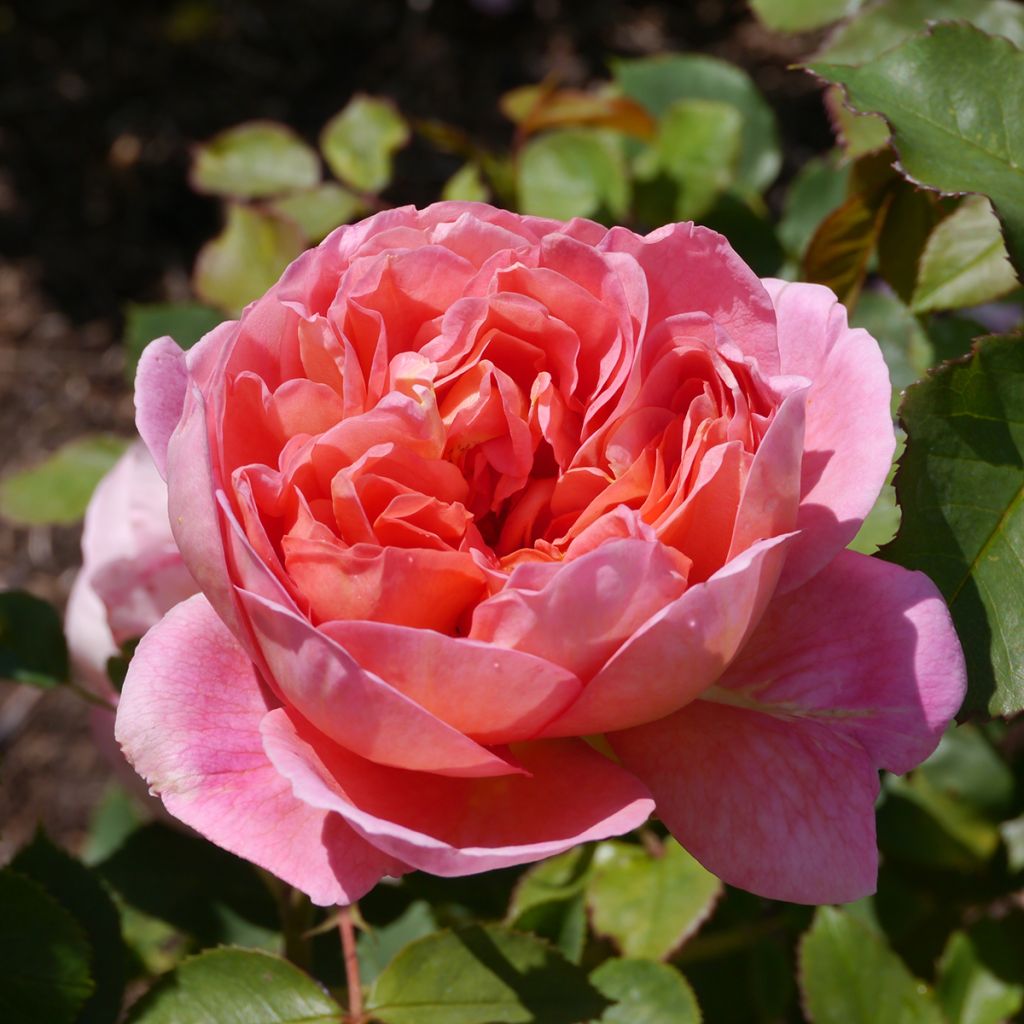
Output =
[{"x1": 339, "y1": 903, "x2": 364, "y2": 1023}]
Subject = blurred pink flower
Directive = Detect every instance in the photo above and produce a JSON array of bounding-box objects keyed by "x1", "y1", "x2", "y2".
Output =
[{"x1": 115, "y1": 202, "x2": 965, "y2": 906}]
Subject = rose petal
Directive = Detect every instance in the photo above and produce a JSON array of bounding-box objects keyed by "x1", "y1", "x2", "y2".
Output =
[
  {"x1": 261, "y1": 707, "x2": 655, "y2": 876},
  {"x1": 115, "y1": 594, "x2": 403, "y2": 905},
  {"x1": 762, "y1": 280, "x2": 895, "y2": 590},
  {"x1": 610, "y1": 549, "x2": 966, "y2": 903},
  {"x1": 539, "y1": 532, "x2": 793, "y2": 737},
  {"x1": 322, "y1": 621, "x2": 583, "y2": 744},
  {"x1": 135, "y1": 337, "x2": 189, "y2": 478},
  {"x1": 237, "y1": 588, "x2": 520, "y2": 779}
]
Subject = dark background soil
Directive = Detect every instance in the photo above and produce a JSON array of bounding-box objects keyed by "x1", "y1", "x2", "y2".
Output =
[{"x1": 0, "y1": 0, "x2": 831, "y2": 860}]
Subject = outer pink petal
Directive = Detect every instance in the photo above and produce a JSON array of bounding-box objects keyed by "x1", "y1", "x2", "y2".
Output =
[
  {"x1": 322, "y1": 621, "x2": 583, "y2": 744},
  {"x1": 612, "y1": 701, "x2": 880, "y2": 904},
  {"x1": 539, "y1": 533, "x2": 793, "y2": 737},
  {"x1": 469, "y1": 537, "x2": 689, "y2": 681},
  {"x1": 115, "y1": 595, "x2": 403, "y2": 905},
  {"x1": 601, "y1": 222, "x2": 780, "y2": 376},
  {"x1": 610, "y1": 549, "x2": 966, "y2": 904},
  {"x1": 135, "y1": 337, "x2": 189, "y2": 479},
  {"x1": 261, "y1": 708, "x2": 654, "y2": 876},
  {"x1": 762, "y1": 279, "x2": 895, "y2": 590},
  {"x1": 237, "y1": 589, "x2": 520, "y2": 779}
]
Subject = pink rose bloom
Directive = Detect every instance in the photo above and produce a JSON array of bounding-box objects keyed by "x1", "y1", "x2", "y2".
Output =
[{"x1": 117, "y1": 203, "x2": 965, "y2": 906}]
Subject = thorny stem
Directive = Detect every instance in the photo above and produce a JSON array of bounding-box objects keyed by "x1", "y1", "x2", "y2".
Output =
[{"x1": 339, "y1": 903, "x2": 364, "y2": 1024}]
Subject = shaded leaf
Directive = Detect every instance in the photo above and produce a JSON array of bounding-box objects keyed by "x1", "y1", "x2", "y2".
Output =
[
  {"x1": 270, "y1": 182, "x2": 367, "y2": 243},
  {"x1": 589, "y1": 958, "x2": 701, "y2": 1024},
  {"x1": 778, "y1": 152, "x2": 851, "y2": 261},
  {"x1": 750, "y1": 0, "x2": 860, "y2": 32},
  {"x1": 367, "y1": 924, "x2": 609, "y2": 1024},
  {"x1": 586, "y1": 839, "x2": 721, "y2": 962},
  {"x1": 0, "y1": 869, "x2": 94, "y2": 1024},
  {"x1": 937, "y1": 919, "x2": 1024, "y2": 1024},
  {"x1": 813, "y1": 24, "x2": 1024, "y2": 275},
  {"x1": 13, "y1": 833, "x2": 125, "y2": 1024},
  {"x1": 82, "y1": 783, "x2": 147, "y2": 866},
  {"x1": 0, "y1": 589, "x2": 68, "y2": 687},
  {"x1": 911, "y1": 195, "x2": 1019, "y2": 313},
  {"x1": 0, "y1": 434, "x2": 128, "y2": 526},
  {"x1": 851, "y1": 291, "x2": 933, "y2": 398},
  {"x1": 518, "y1": 129, "x2": 629, "y2": 221},
  {"x1": 799, "y1": 907, "x2": 943, "y2": 1024},
  {"x1": 193, "y1": 203, "x2": 304, "y2": 316},
  {"x1": 320, "y1": 95, "x2": 409, "y2": 194},
  {"x1": 191, "y1": 121, "x2": 320, "y2": 199},
  {"x1": 877, "y1": 184, "x2": 950, "y2": 305},
  {"x1": 125, "y1": 948, "x2": 342, "y2": 1024},
  {"x1": 123, "y1": 302, "x2": 222, "y2": 381},
  {"x1": 882, "y1": 333, "x2": 1024, "y2": 716},
  {"x1": 613, "y1": 54, "x2": 780, "y2": 193}
]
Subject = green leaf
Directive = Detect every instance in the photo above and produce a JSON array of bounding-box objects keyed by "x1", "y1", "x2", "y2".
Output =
[
  {"x1": 824, "y1": 87, "x2": 891, "y2": 159},
  {"x1": 848, "y1": 434, "x2": 902, "y2": 555},
  {"x1": 507, "y1": 846, "x2": 594, "y2": 963},
  {"x1": 1001, "y1": 815, "x2": 1024, "y2": 873},
  {"x1": 123, "y1": 302, "x2": 222, "y2": 380},
  {"x1": 125, "y1": 948, "x2": 342, "y2": 1024},
  {"x1": 937, "y1": 921, "x2": 1024, "y2": 1024},
  {"x1": 357, "y1": 901, "x2": 437, "y2": 986},
  {"x1": 851, "y1": 291, "x2": 933, "y2": 397},
  {"x1": 586, "y1": 839, "x2": 721, "y2": 961},
  {"x1": 911, "y1": 195, "x2": 1019, "y2": 313},
  {"x1": 814, "y1": 0, "x2": 1024, "y2": 65},
  {"x1": 97, "y1": 822, "x2": 279, "y2": 946},
  {"x1": 367, "y1": 924, "x2": 609, "y2": 1024},
  {"x1": 589, "y1": 959, "x2": 701, "y2": 1024},
  {"x1": 191, "y1": 121, "x2": 320, "y2": 199},
  {"x1": 518, "y1": 129, "x2": 629, "y2": 221},
  {"x1": 0, "y1": 590, "x2": 69, "y2": 687},
  {"x1": 0, "y1": 434, "x2": 129, "y2": 526},
  {"x1": 270, "y1": 182, "x2": 367, "y2": 243},
  {"x1": 613, "y1": 54, "x2": 780, "y2": 193},
  {"x1": 882, "y1": 333, "x2": 1024, "y2": 716},
  {"x1": 812, "y1": 23, "x2": 1024, "y2": 276},
  {"x1": 12, "y1": 833, "x2": 125, "y2": 1024},
  {"x1": 442, "y1": 162, "x2": 490, "y2": 203},
  {"x1": 320, "y1": 95, "x2": 409, "y2": 194},
  {"x1": 799, "y1": 907, "x2": 944, "y2": 1024},
  {"x1": 82, "y1": 783, "x2": 147, "y2": 866},
  {"x1": 750, "y1": 0, "x2": 861, "y2": 32},
  {"x1": 778, "y1": 153, "x2": 851, "y2": 261},
  {"x1": 643, "y1": 99, "x2": 742, "y2": 220},
  {"x1": 193, "y1": 204, "x2": 305, "y2": 316},
  {"x1": 0, "y1": 869, "x2": 94, "y2": 1024}
]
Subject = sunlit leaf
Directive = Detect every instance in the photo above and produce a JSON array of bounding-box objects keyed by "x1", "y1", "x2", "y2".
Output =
[
  {"x1": 750, "y1": 0, "x2": 861, "y2": 32},
  {"x1": 799, "y1": 907, "x2": 944, "y2": 1024},
  {"x1": 191, "y1": 121, "x2": 320, "y2": 199},
  {"x1": 0, "y1": 434, "x2": 128, "y2": 526},
  {"x1": 518, "y1": 129, "x2": 629, "y2": 221},
  {"x1": 442, "y1": 162, "x2": 490, "y2": 203},
  {"x1": 367, "y1": 924, "x2": 608, "y2": 1024},
  {"x1": 125, "y1": 948, "x2": 342, "y2": 1023},
  {"x1": 357, "y1": 901, "x2": 437, "y2": 986},
  {"x1": 270, "y1": 182, "x2": 367, "y2": 243},
  {"x1": 501, "y1": 84, "x2": 655, "y2": 139},
  {"x1": 589, "y1": 958, "x2": 702, "y2": 1024},
  {"x1": 613, "y1": 54, "x2": 780, "y2": 193},
  {"x1": 911, "y1": 195, "x2": 1019, "y2": 313},
  {"x1": 586, "y1": 840, "x2": 721, "y2": 962},
  {"x1": 813, "y1": 24, "x2": 1024, "y2": 275},
  {"x1": 937, "y1": 920, "x2": 1024, "y2": 1024},
  {"x1": 320, "y1": 95, "x2": 409, "y2": 194},
  {"x1": 193, "y1": 203, "x2": 304, "y2": 316}
]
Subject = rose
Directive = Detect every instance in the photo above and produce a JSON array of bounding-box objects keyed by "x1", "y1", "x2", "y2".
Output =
[
  {"x1": 65, "y1": 441, "x2": 197, "y2": 789},
  {"x1": 116, "y1": 202, "x2": 965, "y2": 906}
]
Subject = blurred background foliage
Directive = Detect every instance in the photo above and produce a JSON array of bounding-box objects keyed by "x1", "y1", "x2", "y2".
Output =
[{"x1": 2, "y1": 1, "x2": 1024, "y2": 1022}]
